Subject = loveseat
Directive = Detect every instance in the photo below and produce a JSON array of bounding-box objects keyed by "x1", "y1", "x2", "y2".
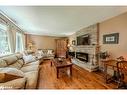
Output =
[
  {"x1": 0, "y1": 53, "x2": 40, "y2": 89},
  {"x1": 36, "y1": 49, "x2": 55, "y2": 60}
]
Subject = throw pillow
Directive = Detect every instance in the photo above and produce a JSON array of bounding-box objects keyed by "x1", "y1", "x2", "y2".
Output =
[
  {"x1": 15, "y1": 53, "x2": 23, "y2": 59},
  {"x1": 17, "y1": 59, "x2": 24, "y2": 66},
  {"x1": 38, "y1": 50, "x2": 42, "y2": 54},
  {"x1": 36, "y1": 50, "x2": 43, "y2": 57},
  {"x1": 47, "y1": 50, "x2": 53, "y2": 55},
  {"x1": 2, "y1": 55, "x2": 18, "y2": 65},
  {"x1": 23, "y1": 55, "x2": 36, "y2": 64},
  {"x1": 0, "y1": 59, "x2": 7, "y2": 68},
  {"x1": 0, "y1": 67, "x2": 24, "y2": 83}
]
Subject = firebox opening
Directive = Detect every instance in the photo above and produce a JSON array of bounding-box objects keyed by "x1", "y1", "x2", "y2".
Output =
[{"x1": 76, "y1": 52, "x2": 89, "y2": 62}]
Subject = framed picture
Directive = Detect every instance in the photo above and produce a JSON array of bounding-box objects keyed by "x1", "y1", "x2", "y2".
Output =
[
  {"x1": 103, "y1": 33, "x2": 119, "y2": 44},
  {"x1": 72, "y1": 40, "x2": 76, "y2": 45}
]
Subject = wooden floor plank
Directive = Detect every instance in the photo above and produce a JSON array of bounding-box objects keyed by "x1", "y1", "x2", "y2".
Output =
[{"x1": 38, "y1": 60, "x2": 117, "y2": 89}]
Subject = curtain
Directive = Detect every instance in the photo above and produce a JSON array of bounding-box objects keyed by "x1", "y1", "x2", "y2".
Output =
[
  {"x1": 15, "y1": 31, "x2": 25, "y2": 53},
  {"x1": 21, "y1": 32, "x2": 25, "y2": 51},
  {"x1": 7, "y1": 25, "x2": 15, "y2": 53},
  {"x1": 0, "y1": 14, "x2": 25, "y2": 54},
  {"x1": 0, "y1": 22, "x2": 11, "y2": 56}
]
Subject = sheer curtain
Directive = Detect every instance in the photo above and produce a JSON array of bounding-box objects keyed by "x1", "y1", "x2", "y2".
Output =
[
  {"x1": 21, "y1": 32, "x2": 25, "y2": 51},
  {"x1": 0, "y1": 15, "x2": 25, "y2": 55},
  {"x1": 7, "y1": 25, "x2": 15, "y2": 53},
  {"x1": 0, "y1": 23, "x2": 11, "y2": 56},
  {"x1": 15, "y1": 31, "x2": 25, "y2": 53}
]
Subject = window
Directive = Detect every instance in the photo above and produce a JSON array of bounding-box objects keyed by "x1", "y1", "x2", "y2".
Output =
[
  {"x1": 0, "y1": 23, "x2": 11, "y2": 56},
  {"x1": 16, "y1": 32, "x2": 23, "y2": 52}
]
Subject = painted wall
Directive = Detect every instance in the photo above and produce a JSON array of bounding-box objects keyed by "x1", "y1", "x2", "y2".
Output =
[
  {"x1": 27, "y1": 12, "x2": 127, "y2": 59},
  {"x1": 26, "y1": 34, "x2": 60, "y2": 50},
  {"x1": 68, "y1": 12, "x2": 127, "y2": 59},
  {"x1": 100, "y1": 12, "x2": 127, "y2": 58},
  {"x1": 68, "y1": 33, "x2": 76, "y2": 52}
]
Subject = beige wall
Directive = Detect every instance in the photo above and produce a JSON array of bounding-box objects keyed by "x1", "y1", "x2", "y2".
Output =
[
  {"x1": 100, "y1": 12, "x2": 127, "y2": 58},
  {"x1": 68, "y1": 33, "x2": 76, "y2": 45},
  {"x1": 27, "y1": 12, "x2": 127, "y2": 59},
  {"x1": 68, "y1": 12, "x2": 127, "y2": 59},
  {"x1": 68, "y1": 33, "x2": 76, "y2": 52},
  {"x1": 26, "y1": 34, "x2": 60, "y2": 50}
]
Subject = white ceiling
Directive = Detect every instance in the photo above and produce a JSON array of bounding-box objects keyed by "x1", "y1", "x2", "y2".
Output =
[{"x1": 0, "y1": 6, "x2": 127, "y2": 37}]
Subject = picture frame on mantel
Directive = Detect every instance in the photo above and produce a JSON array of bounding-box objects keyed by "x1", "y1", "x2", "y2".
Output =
[
  {"x1": 103, "y1": 33, "x2": 119, "y2": 44},
  {"x1": 72, "y1": 40, "x2": 76, "y2": 45}
]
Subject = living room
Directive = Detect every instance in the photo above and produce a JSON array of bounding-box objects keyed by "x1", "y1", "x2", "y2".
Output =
[{"x1": 1, "y1": 5, "x2": 127, "y2": 92}]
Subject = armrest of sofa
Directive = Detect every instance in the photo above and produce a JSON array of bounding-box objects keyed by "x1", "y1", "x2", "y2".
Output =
[{"x1": 0, "y1": 77, "x2": 26, "y2": 89}]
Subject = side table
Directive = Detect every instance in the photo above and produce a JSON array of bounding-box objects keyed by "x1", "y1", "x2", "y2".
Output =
[{"x1": 102, "y1": 59, "x2": 117, "y2": 83}]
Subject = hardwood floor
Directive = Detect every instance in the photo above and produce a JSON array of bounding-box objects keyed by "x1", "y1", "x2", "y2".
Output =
[{"x1": 38, "y1": 60, "x2": 117, "y2": 89}]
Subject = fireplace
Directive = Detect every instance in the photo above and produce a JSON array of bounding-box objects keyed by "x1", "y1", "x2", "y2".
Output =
[{"x1": 76, "y1": 52, "x2": 89, "y2": 62}]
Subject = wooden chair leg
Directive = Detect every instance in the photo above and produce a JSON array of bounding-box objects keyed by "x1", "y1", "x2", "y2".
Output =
[
  {"x1": 57, "y1": 68, "x2": 59, "y2": 78},
  {"x1": 104, "y1": 65, "x2": 108, "y2": 83}
]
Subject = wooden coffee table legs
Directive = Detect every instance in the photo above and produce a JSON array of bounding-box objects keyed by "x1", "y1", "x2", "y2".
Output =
[
  {"x1": 51, "y1": 59, "x2": 73, "y2": 78},
  {"x1": 70, "y1": 65, "x2": 72, "y2": 76},
  {"x1": 56, "y1": 66, "x2": 72, "y2": 78},
  {"x1": 57, "y1": 68, "x2": 59, "y2": 78}
]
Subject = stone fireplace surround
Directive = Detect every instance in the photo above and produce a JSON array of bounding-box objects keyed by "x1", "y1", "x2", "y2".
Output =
[
  {"x1": 69, "y1": 24, "x2": 99, "y2": 72},
  {"x1": 71, "y1": 46, "x2": 99, "y2": 72}
]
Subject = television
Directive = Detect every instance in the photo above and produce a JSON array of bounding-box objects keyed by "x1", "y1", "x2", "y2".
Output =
[{"x1": 77, "y1": 34, "x2": 90, "y2": 45}]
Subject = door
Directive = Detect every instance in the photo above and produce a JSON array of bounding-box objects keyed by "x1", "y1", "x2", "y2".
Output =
[{"x1": 56, "y1": 39, "x2": 68, "y2": 58}]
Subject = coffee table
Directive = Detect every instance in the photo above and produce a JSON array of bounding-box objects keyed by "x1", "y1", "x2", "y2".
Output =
[{"x1": 51, "y1": 58, "x2": 73, "y2": 78}]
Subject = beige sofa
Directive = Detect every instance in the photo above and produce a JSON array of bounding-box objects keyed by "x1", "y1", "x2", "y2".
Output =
[
  {"x1": 36, "y1": 49, "x2": 55, "y2": 59},
  {"x1": 0, "y1": 53, "x2": 40, "y2": 89}
]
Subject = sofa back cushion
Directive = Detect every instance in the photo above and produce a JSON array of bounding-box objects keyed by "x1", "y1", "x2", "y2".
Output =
[
  {"x1": 2, "y1": 55, "x2": 18, "y2": 65},
  {"x1": 17, "y1": 59, "x2": 24, "y2": 66},
  {"x1": 42, "y1": 50, "x2": 47, "y2": 55},
  {"x1": 23, "y1": 55, "x2": 36, "y2": 64},
  {"x1": 0, "y1": 59, "x2": 7, "y2": 68},
  {"x1": 47, "y1": 50, "x2": 53, "y2": 55},
  {"x1": 41, "y1": 49, "x2": 54, "y2": 55},
  {"x1": 15, "y1": 53, "x2": 23, "y2": 59},
  {"x1": 8, "y1": 61, "x2": 23, "y2": 70}
]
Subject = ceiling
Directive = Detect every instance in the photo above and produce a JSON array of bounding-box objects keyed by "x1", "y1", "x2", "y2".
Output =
[{"x1": 0, "y1": 6, "x2": 127, "y2": 37}]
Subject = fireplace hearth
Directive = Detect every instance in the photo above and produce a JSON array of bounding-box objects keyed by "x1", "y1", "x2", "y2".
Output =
[{"x1": 76, "y1": 52, "x2": 88, "y2": 62}]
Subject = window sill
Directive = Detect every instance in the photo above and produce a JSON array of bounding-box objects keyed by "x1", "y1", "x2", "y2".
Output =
[{"x1": 0, "y1": 53, "x2": 13, "y2": 58}]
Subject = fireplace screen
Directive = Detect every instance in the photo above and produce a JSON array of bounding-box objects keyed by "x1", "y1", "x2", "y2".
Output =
[{"x1": 76, "y1": 52, "x2": 88, "y2": 62}]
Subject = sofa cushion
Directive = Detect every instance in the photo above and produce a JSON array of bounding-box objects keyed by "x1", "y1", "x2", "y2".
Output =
[
  {"x1": 15, "y1": 53, "x2": 23, "y2": 59},
  {"x1": 17, "y1": 59, "x2": 24, "y2": 67},
  {"x1": 0, "y1": 59, "x2": 7, "y2": 68},
  {"x1": 37, "y1": 50, "x2": 43, "y2": 55},
  {"x1": 23, "y1": 61, "x2": 40, "y2": 67},
  {"x1": 2, "y1": 55, "x2": 18, "y2": 65},
  {"x1": 8, "y1": 62, "x2": 22, "y2": 70},
  {"x1": 24, "y1": 71, "x2": 38, "y2": 89},
  {"x1": 23, "y1": 55, "x2": 36, "y2": 64},
  {"x1": 0, "y1": 77, "x2": 26, "y2": 89},
  {"x1": 0, "y1": 67, "x2": 24, "y2": 83},
  {"x1": 42, "y1": 50, "x2": 47, "y2": 54},
  {"x1": 21, "y1": 65, "x2": 39, "y2": 73},
  {"x1": 47, "y1": 50, "x2": 53, "y2": 54}
]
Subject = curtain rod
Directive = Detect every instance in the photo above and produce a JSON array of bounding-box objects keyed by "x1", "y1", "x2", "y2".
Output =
[{"x1": 0, "y1": 10, "x2": 25, "y2": 33}]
